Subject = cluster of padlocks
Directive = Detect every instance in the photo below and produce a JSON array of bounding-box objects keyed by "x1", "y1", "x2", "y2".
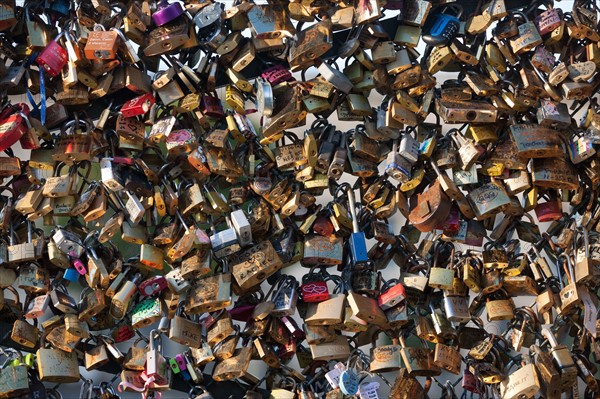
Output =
[{"x1": 0, "y1": 0, "x2": 600, "y2": 398}]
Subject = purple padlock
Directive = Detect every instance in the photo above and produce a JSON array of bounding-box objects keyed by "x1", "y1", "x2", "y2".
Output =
[
  {"x1": 174, "y1": 354, "x2": 187, "y2": 371},
  {"x1": 385, "y1": 0, "x2": 404, "y2": 10},
  {"x1": 261, "y1": 65, "x2": 293, "y2": 86},
  {"x1": 152, "y1": 0, "x2": 184, "y2": 26}
]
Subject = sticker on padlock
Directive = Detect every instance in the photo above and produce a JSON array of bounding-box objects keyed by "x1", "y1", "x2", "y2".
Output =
[
  {"x1": 325, "y1": 362, "x2": 346, "y2": 388},
  {"x1": 359, "y1": 382, "x2": 380, "y2": 399}
]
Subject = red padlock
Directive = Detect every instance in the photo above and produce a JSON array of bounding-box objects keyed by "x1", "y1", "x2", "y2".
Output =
[
  {"x1": 36, "y1": 33, "x2": 69, "y2": 77},
  {"x1": 281, "y1": 315, "x2": 305, "y2": 340},
  {"x1": 378, "y1": 279, "x2": 407, "y2": 310},
  {"x1": 313, "y1": 216, "x2": 334, "y2": 237},
  {"x1": 138, "y1": 275, "x2": 168, "y2": 297},
  {"x1": 535, "y1": 193, "x2": 562, "y2": 222},
  {"x1": 228, "y1": 303, "x2": 255, "y2": 322},
  {"x1": 112, "y1": 324, "x2": 136, "y2": 343},
  {"x1": 300, "y1": 270, "x2": 329, "y2": 303},
  {"x1": 120, "y1": 92, "x2": 155, "y2": 118},
  {"x1": 462, "y1": 367, "x2": 483, "y2": 394},
  {"x1": 0, "y1": 102, "x2": 29, "y2": 120},
  {"x1": 301, "y1": 281, "x2": 329, "y2": 302},
  {"x1": 0, "y1": 112, "x2": 28, "y2": 152},
  {"x1": 201, "y1": 92, "x2": 225, "y2": 118},
  {"x1": 436, "y1": 205, "x2": 460, "y2": 236}
]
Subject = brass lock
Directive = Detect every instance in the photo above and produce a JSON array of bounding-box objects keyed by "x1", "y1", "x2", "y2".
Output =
[{"x1": 3, "y1": 1, "x2": 600, "y2": 397}]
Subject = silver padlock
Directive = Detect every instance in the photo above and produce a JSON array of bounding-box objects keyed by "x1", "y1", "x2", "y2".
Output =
[
  {"x1": 124, "y1": 190, "x2": 145, "y2": 225},
  {"x1": 193, "y1": 3, "x2": 223, "y2": 29},
  {"x1": 443, "y1": 295, "x2": 471, "y2": 323},
  {"x1": 398, "y1": 130, "x2": 420, "y2": 163},
  {"x1": 317, "y1": 62, "x2": 353, "y2": 94},
  {"x1": 52, "y1": 228, "x2": 85, "y2": 258},
  {"x1": 165, "y1": 267, "x2": 190, "y2": 294},
  {"x1": 385, "y1": 139, "x2": 411, "y2": 182},
  {"x1": 230, "y1": 209, "x2": 252, "y2": 247},
  {"x1": 210, "y1": 219, "x2": 240, "y2": 259},
  {"x1": 100, "y1": 158, "x2": 124, "y2": 192}
]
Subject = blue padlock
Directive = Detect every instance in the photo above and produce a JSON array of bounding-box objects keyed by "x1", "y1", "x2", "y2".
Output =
[
  {"x1": 179, "y1": 369, "x2": 191, "y2": 381},
  {"x1": 422, "y1": 4, "x2": 463, "y2": 46},
  {"x1": 47, "y1": 0, "x2": 71, "y2": 16},
  {"x1": 63, "y1": 267, "x2": 80, "y2": 282},
  {"x1": 344, "y1": 186, "x2": 370, "y2": 266},
  {"x1": 339, "y1": 369, "x2": 359, "y2": 395}
]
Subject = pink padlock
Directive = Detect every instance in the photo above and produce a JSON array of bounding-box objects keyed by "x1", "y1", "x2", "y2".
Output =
[
  {"x1": 534, "y1": 8, "x2": 562, "y2": 35},
  {"x1": 36, "y1": 33, "x2": 69, "y2": 77},
  {"x1": 72, "y1": 258, "x2": 87, "y2": 275}
]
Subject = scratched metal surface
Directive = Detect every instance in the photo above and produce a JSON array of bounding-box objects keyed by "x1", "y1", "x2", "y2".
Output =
[{"x1": 5, "y1": 0, "x2": 583, "y2": 398}]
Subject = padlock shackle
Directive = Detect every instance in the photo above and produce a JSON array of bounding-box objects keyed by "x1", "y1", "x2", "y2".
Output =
[
  {"x1": 343, "y1": 187, "x2": 360, "y2": 233},
  {"x1": 576, "y1": 225, "x2": 590, "y2": 257},
  {"x1": 541, "y1": 326, "x2": 559, "y2": 347}
]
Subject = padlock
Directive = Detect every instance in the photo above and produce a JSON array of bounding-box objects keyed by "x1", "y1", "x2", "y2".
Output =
[
  {"x1": 1, "y1": 2, "x2": 599, "y2": 398},
  {"x1": 0, "y1": 350, "x2": 30, "y2": 398},
  {"x1": 146, "y1": 329, "x2": 169, "y2": 385},
  {"x1": 145, "y1": 17, "x2": 190, "y2": 57},
  {"x1": 423, "y1": 4, "x2": 463, "y2": 46},
  {"x1": 153, "y1": 0, "x2": 184, "y2": 26},
  {"x1": 268, "y1": 275, "x2": 298, "y2": 317},
  {"x1": 186, "y1": 262, "x2": 232, "y2": 314},
  {"x1": 0, "y1": 108, "x2": 29, "y2": 152},
  {"x1": 36, "y1": 32, "x2": 69, "y2": 77},
  {"x1": 169, "y1": 303, "x2": 201, "y2": 348},
  {"x1": 233, "y1": 239, "x2": 284, "y2": 291},
  {"x1": 408, "y1": 180, "x2": 452, "y2": 232},
  {"x1": 36, "y1": 337, "x2": 80, "y2": 382},
  {"x1": 531, "y1": 344, "x2": 561, "y2": 399},
  {"x1": 541, "y1": 327, "x2": 578, "y2": 392},
  {"x1": 428, "y1": 242, "x2": 457, "y2": 290},
  {"x1": 485, "y1": 289, "x2": 515, "y2": 321}
]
